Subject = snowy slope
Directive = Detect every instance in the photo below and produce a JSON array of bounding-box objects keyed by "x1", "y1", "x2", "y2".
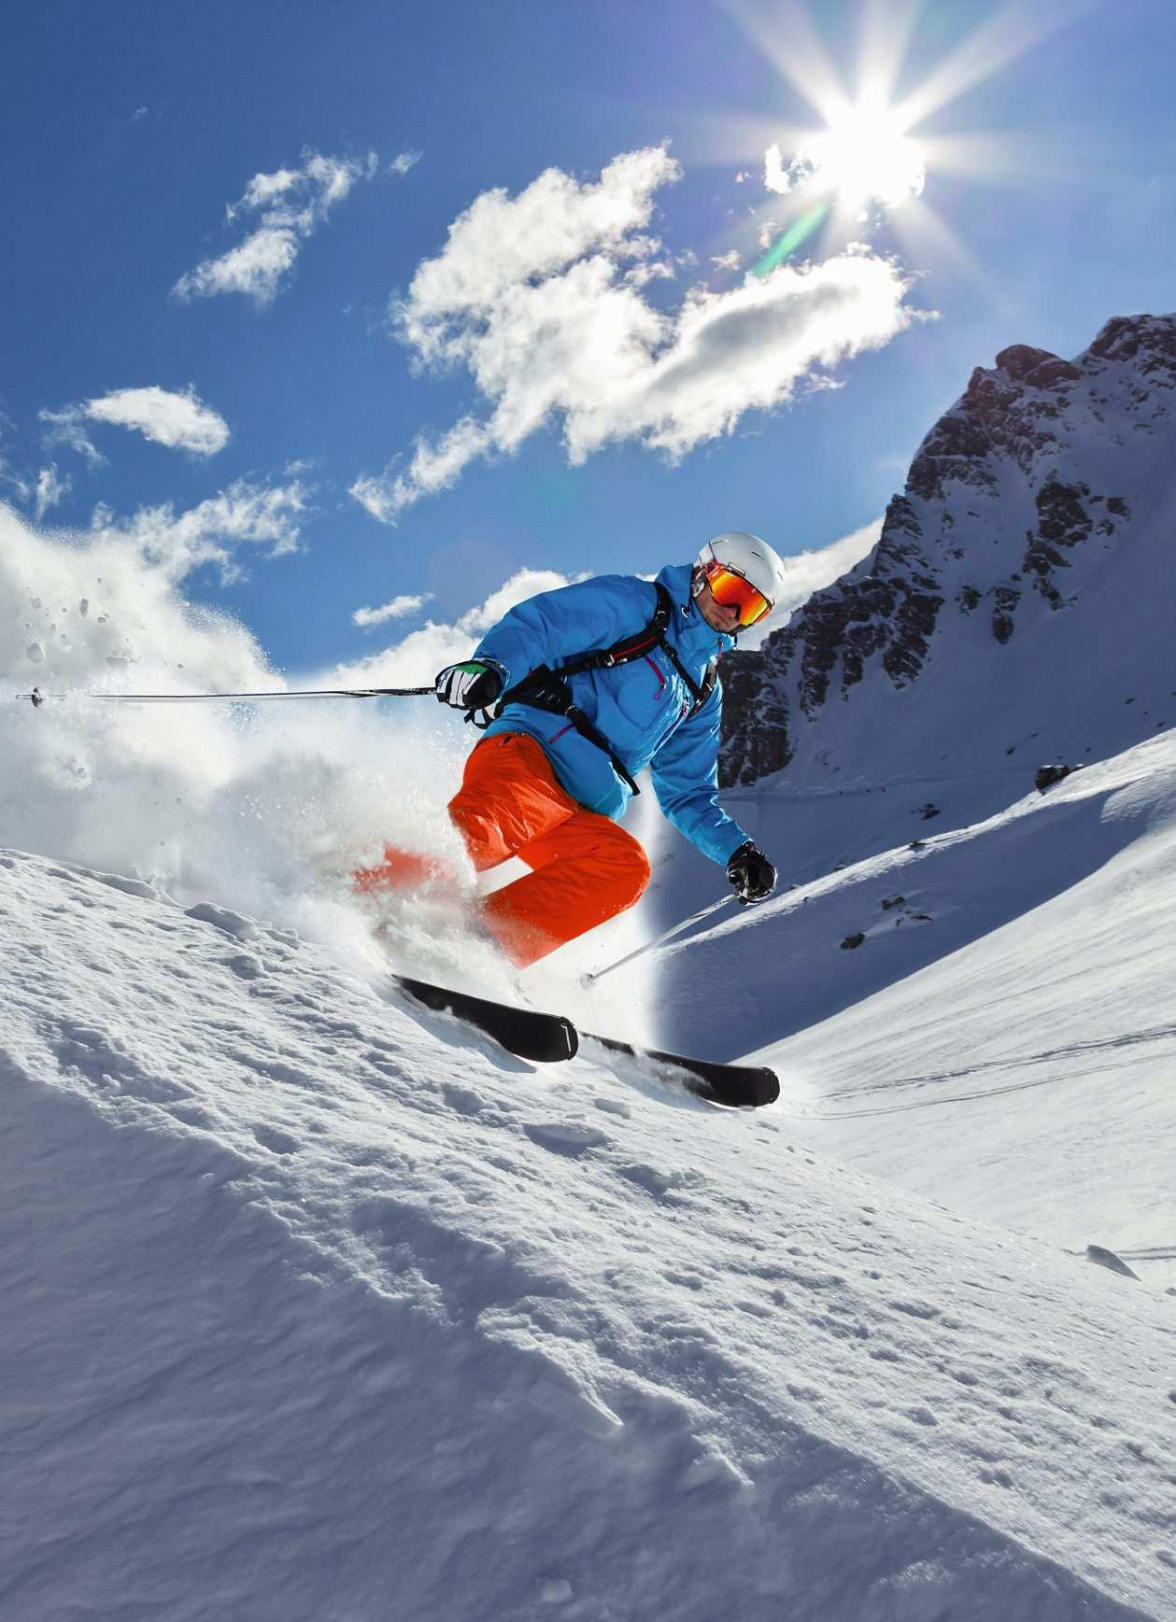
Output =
[
  {"x1": 2, "y1": 847, "x2": 1174, "y2": 1619},
  {"x1": 641, "y1": 311, "x2": 1176, "y2": 1319},
  {"x1": 651, "y1": 728, "x2": 1176, "y2": 1290}
]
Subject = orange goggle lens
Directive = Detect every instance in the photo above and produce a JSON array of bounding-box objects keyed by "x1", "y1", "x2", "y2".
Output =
[{"x1": 702, "y1": 561, "x2": 772, "y2": 627}]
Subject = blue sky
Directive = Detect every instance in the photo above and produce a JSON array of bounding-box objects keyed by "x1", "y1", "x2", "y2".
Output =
[{"x1": 2, "y1": 0, "x2": 1174, "y2": 682}]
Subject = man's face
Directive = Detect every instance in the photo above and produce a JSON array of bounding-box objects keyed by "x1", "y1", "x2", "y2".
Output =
[{"x1": 696, "y1": 579, "x2": 743, "y2": 634}]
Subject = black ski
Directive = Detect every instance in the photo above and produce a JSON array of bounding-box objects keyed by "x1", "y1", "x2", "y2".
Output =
[
  {"x1": 582, "y1": 1033, "x2": 779, "y2": 1109},
  {"x1": 394, "y1": 975, "x2": 578, "y2": 1063},
  {"x1": 392, "y1": 975, "x2": 778, "y2": 1108}
]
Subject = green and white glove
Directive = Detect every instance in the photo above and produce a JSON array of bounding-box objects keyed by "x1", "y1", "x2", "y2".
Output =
[{"x1": 434, "y1": 660, "x2": 503, "y2": 711}]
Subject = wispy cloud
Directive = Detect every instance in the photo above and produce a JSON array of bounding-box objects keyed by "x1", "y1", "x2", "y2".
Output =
[
  {"x1": 40, "y1": 386, "x2": 229, "y2": 461},
  {"x1": 91, "y1": 475, "x2": 312, "y2": 584},
  {"x1": 0, "y1": 457, "x2": 33, "y2": 504},
  {"x1": 39, "y1": 407, "x2": 105, "y2": 467},
  {"x1": 34, "y1": 465, "x2": 71, "y2": 522},
  {"x1": 326, "y1": 569, "x2": 574, "y2": 688},
  {"x1": 350, "y1": 146, "x2": 919, "y2": 523},
  {"x1": 352, "y1": 592, "x2": 433, "y2": 628},
  {"x1": 173, "y1": 149, "x2": 379, "y2": 306},
  {"x1": 389, "y1": 150, "x2": 422, "y2": 177}
]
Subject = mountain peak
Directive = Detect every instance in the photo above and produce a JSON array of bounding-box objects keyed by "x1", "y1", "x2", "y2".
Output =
[
  {"x1": 720, "y1": 313, "x2": 1175, "y2": 789},
  {"x1": 992, "y1": 342, "x2": 1071, "y2": 382}
]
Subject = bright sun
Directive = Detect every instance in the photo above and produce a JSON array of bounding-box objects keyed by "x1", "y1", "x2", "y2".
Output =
[
  {"x1": 711, "y1": 0, "x2": 1080, "y2": 284},
  {"x1": 797, "y1": 103, "x2": 926, "y2": 213}
]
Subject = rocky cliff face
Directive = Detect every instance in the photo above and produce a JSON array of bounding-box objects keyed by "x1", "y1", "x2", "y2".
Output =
[{"x1": 719, "y1": 313, "x2": 1176, "y2": 788}]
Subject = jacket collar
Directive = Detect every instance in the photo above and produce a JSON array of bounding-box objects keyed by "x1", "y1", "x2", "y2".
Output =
[{"x1": 656, "y1": 561, "x2": 737, "y2": 654}]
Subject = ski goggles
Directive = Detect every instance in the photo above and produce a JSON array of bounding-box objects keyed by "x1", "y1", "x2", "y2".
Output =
[{"x1": 699, "y1": 559, "x2": 773, "y2": 627}]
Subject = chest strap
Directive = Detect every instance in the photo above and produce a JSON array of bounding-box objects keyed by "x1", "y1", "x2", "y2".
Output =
[{"x1": 491, "y1": 584, "x2": 717, "y2": 796}]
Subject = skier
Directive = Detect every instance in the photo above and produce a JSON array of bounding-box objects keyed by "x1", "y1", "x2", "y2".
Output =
[{"x1": 357, "y1": 533, "x2": 784, "y2": 968}]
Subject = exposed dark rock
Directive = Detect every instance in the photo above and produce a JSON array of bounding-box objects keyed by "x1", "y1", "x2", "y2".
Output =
[
  {"x1": 991, "y1": 584, "x2": 1020, "y2": 644},
  {"x1": 717, "y1": 313, "x2": 1175, "y2": 788},
  {"x1": 840, "y1": 932, "x2": 865, "y2": 951},
  {"x1": 995, "y1": 344, "x2": 1059, "y2": 381},
  {"x1": 1036, "y1": 479, "x2": 1093, "y2": 547},
  {"x1": 1089, "y1": 314, "x2": 1176, "y2": 379},
  {"x1": 1025, "y1": 357, "x2": 1082, "y2": 388},
  {"x1": 1035, "y1": 764, "x2": 1076, "y2": 793},
  {"x1": 717, "y1": 647, "x2": 791, "y2": 788}
]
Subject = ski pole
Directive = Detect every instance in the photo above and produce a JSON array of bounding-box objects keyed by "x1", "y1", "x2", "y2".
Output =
[
  {"x1": 17, "y1": 683, "x2": 436, "y2": 708},
  {"x1": 582, "y1": 893, "x2": 736, "y2": 986}
]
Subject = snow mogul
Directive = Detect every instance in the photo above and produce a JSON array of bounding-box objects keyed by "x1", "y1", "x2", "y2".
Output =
[{"x1": 357, "y1": 534, "x2": 786, "y2": 968}]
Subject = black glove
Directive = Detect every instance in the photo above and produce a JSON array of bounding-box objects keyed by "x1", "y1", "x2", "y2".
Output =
[
  {"x1": 727, "y1": 840, "x2": 776, "y2": 905},
  {"x1": 435, "y1": 660, "x2": 503, "y2": 711}
]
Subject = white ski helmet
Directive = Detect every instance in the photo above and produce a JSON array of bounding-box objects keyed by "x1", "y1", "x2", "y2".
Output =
[{"x1": 692, "y1": 532, "x2": 788, "y2": 628}]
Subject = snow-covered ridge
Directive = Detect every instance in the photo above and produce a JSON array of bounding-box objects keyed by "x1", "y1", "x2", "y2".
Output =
[
  {"x1": 2, "y1": 844, "x2": 1173, "y2": 1618},
  {"x1": 720, "y1": 311, "x2": 1176, "y2": 789}
]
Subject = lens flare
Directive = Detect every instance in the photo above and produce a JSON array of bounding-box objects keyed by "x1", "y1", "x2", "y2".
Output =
[
  {"x1": 794, "y1": 104, "x2": 926, "y2": 212},
  {"x1": 714, "y1": 0, "x2": 1090, "y2": 289}
]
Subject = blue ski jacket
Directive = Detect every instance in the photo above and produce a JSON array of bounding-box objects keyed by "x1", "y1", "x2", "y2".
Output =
[{"x1": 473, "y1": 563, "x2": 750, "y2": 867}]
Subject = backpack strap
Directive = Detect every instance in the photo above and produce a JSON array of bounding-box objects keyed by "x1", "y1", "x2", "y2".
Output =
[
  {"x1": 555, "y1": 583, "x2": 675, "y2": 679},
  {"x1": 492, "y1": 583, "x2": 715, "y2": 794},
  {"x1": 492, "y1": 664, "x2": 642, "y2": 794}
]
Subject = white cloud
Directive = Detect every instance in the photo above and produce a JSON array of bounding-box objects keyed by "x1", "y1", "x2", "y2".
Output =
[
  {"x1": 326, "y1": 568, "x2": 574, "y2": 689},
  {"x1": 389, "y1": 150, "x2": 422, "y2": 177},
  {"x1": 350, "y1": 417, "x2": 494, "y2": 523},
  {"x1": 83, "y1": 386, "x2": 230, "y2": 457},
  {"x1": 179, "y1": 227, "x2": 300, "y2": 305},
  {"x1": 34, "y1": 465, "x2": 71, "y2": 522},
  {"x1": 174, "y1": 149, "x2": 379, "y2": 306},
  {"x1": 764, "y1": 142, "x2": 793, "y2": 196},
  {"x1": 232, "y1": 167, "x2": 303, "y2": 214},
  {"x1": 711, "y1": 250, "x2": 742, "y2": 272},
  {"x1": 353, "y1": 592, "x2": 433, "y2": 628},
  {"x1": 40, "y1": 386, "x2": 230, "y2": 462},
  {"x1": 352, "y1": 147, "x2": 919, "y2": 522},
  {"x1": 91, "y1": 475, "x2": 311, "y2": 584}
]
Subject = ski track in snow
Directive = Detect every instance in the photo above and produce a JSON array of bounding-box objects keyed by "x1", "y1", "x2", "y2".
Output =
[{"x1": 1, "y1": 847, "x2": 1174, "y2": 1620}]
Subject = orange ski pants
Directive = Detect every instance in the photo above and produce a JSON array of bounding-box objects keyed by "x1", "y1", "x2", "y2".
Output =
[{"x1": 449, "y1": 732, "x2": 651, "y2": 969}]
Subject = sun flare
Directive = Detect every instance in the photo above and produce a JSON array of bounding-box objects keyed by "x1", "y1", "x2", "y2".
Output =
[
  {"x1": 792, "y1": 103, "x2": 926, "y2": 212},
  {"x1": 706, "y1": 0, "x2": 1088, "y2": 287}
]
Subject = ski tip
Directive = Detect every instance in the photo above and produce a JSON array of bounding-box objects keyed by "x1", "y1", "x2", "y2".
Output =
[{"x1": 691, "y1": 1067, "x2": 779, "y2": 1109}]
